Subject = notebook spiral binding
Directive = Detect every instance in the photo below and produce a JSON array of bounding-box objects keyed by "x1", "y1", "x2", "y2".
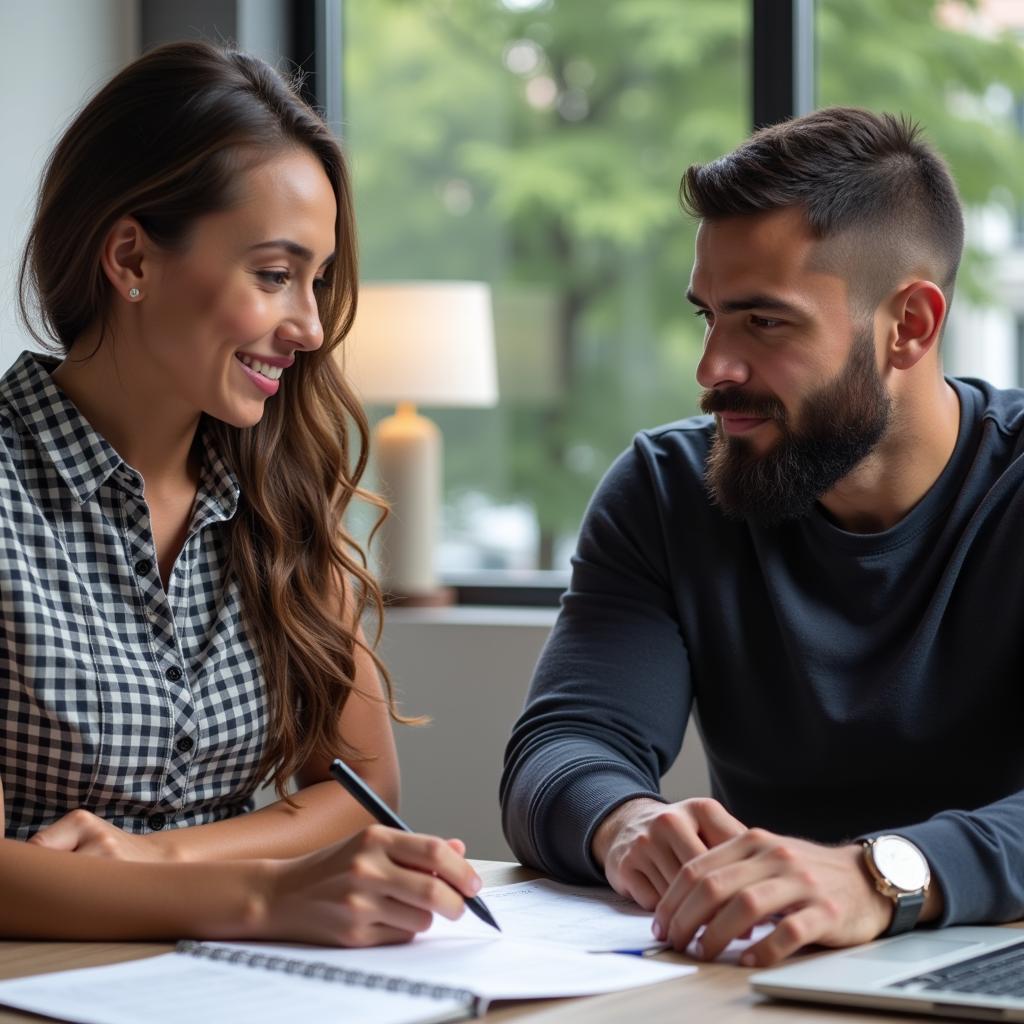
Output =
[{"x1": 176, "y1": 941, "x2": 483, "y2": 1016}]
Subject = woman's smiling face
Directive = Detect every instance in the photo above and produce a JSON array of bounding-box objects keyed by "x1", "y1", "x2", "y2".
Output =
[{"x1": 138, "y1": 147, "x2": 338, "y2": 428}]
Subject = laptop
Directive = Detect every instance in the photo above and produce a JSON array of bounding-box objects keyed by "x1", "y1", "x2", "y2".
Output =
[{"x1": 750, "y1": 926, "x2": 1024, "y2": 1020}]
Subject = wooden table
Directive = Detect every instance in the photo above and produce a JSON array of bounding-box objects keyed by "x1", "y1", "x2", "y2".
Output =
[{"x1": 1, "y1": 861, "x2": 1019, "y2": 1024}]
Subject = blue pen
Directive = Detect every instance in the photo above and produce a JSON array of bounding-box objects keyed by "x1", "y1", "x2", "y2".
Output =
[{"x1": 329, "y1": 757, "x2": 501, "y2": 932}]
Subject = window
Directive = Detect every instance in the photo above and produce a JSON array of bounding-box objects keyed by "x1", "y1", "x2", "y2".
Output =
[
  {"x1": 337, "y1": 0, "x2": 1024, "y2": 585},
  {"x1": 343, "y1": 1, "x2": 748, "y2": 575}
]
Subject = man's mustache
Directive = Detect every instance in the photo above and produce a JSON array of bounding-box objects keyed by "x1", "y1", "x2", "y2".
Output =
[{"x1": 700, "y1": 388, "x2": 786, "y2": 420}]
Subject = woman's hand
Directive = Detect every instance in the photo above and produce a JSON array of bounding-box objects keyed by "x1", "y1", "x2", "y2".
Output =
[
  {"x1": 28, "y1": 810, "x2": 175, "y2": 862},
  {"x1": 257, "y1": 824, "x2": 480, "y2": 947}
]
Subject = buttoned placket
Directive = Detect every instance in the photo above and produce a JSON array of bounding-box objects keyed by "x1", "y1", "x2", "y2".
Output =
[{"x1": 115, "y1": 464, "x2": 199, "y2": 830}]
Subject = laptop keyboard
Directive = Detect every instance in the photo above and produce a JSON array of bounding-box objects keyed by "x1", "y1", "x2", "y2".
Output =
[{"x1": 891, "y1": 939, "x2": 1024, "y2": 998}]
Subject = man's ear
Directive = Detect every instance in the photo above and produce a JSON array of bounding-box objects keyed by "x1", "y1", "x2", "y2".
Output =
[
  {"x1": 99, "y1": 216, "x2": 151, "y2": 304},
  {"x1": 885, "y1": 280, "x2": 946, "y2": 371}
]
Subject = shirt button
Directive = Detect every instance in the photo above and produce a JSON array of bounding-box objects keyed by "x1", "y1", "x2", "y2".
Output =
[
  {"x1": 165, "y1": 666, "x2": 182, "y2": 682},
  {"x1": 134, "y1": 559, "x2": 152, "y2": 576},
  {"x1": 176, "y1": 736, "x2": 194, "y2": 753},
  {"x1": 148, "y1": 813, "x2": 166, "y2": 831}
]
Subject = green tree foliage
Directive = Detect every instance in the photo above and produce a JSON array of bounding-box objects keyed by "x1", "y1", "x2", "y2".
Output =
[
  {"x1": 345, "y1": 0, "x2": 1024, "y2": 568},
  {"x1": 818, "y1": 0, "x2": 1024, "y2": 302}
]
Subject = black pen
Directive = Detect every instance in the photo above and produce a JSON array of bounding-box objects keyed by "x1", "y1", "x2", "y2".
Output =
[{"x1": 329, "y1": 757, "x2": 501, "y2": 932}]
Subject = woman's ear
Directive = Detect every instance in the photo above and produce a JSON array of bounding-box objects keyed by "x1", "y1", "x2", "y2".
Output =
[
  {"x1": 886, "y1": 280, "x2": 946, "y2": 371},
  {"x1": 100, "y1": 216, "x2": 149, "y2": 304}
]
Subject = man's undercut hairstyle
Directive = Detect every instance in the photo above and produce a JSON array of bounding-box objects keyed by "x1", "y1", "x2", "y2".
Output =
[{"x1": 680, "y1": 107, "x2": 965, "y2": 312}]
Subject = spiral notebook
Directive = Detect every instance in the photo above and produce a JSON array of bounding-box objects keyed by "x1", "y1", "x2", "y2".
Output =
[
  {"x1": 0, "y1": 943, "x2": 477, "y2": 1024},
  {"x1": 0, "y1": 933, "x2": 694, "y2": 1024}
]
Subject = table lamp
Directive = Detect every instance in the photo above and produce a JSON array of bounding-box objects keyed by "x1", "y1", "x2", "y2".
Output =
[{"x1": 343, "y1": 281, "x2": 498, "y2": 602}]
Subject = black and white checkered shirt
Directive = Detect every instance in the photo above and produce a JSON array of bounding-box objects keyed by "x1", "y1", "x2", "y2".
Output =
[{"x1": 1, "y1": 352, "x2": 268, "y2": 839}]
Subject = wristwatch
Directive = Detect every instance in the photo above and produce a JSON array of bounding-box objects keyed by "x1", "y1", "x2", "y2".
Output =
[{"x1": 861, "y1": 834, "x2": 931, "y2": 936}]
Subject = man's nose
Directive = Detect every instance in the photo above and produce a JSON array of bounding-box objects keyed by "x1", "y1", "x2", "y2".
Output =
[{"x1": 695, "y1": 325, "x2": 750, "y2": 391}]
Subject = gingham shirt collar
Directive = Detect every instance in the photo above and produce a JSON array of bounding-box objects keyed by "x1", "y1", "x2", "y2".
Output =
[{"x1": 1, "y1": 351, "x2": 239, "y2": 521}]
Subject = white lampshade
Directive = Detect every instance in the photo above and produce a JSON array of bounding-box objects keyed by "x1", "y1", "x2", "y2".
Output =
[{"x1": 344, "y1": 281, "x2": 498, "y2": 407}]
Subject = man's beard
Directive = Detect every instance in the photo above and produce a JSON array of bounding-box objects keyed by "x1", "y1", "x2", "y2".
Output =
[{"x1": 701, "y1": 327, "x2": 891, "y2": 526}]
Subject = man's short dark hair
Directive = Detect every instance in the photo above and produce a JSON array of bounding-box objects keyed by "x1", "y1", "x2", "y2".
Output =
[{"x1": 680, "y1": 107, "x2": 965, "y2": 311}]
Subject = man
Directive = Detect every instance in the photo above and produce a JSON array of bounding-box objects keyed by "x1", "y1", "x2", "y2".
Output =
[{"x1": 500, "y1": 107, "x2": 1024, "y2": 967}]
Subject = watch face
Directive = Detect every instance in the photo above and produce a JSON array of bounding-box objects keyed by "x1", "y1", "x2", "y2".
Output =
[{"x1": 873, "y1": 836, "x2": 929, "y2": 892}]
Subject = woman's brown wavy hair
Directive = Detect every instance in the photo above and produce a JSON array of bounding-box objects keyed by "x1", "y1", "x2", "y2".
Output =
[{"x1": 19, "y1": 41, "x2": 397, "y2": 798}]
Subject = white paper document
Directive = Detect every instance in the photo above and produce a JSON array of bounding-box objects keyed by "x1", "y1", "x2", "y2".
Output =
[
  {"x1": 688, "y1": 921, "x2": 777, "y2": 964},
  {"x1": 429, "y1": 878, "x2": 665, "y2": 952},
  {"x1": 432, "y1": 877, "x2": 777, "y2": 963}
]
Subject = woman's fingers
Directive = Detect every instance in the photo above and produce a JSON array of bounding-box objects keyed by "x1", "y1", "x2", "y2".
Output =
[
  {"x1": 271, "y1": 826, "x2": 488, "y2": 946},
  {"x1": 27, "y1": 809, "x2": 98, "y2": 851},
  {"x1": 382, "y1": 828, "x2": 482, "y2": 899},
  {"x1": 385, "y1": 861, "x2": 467, "y2": 921}
]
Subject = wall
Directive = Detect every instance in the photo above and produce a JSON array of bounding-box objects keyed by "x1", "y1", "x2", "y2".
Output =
[
  {"x1": 382, "y1": 607, "x2": 710, "y2": 861},
  {"x1": 0, "y1": 1, "x2": 138, "y2": 373}
]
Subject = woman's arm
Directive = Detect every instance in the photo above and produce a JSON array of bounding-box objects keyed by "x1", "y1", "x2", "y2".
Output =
[
  {"x1": 30, "y1": 633, "x2": 405, "y2": 863},
  {"x1": 0, "y1": 835, "x2": 264, "y2": 939},
  {"x1": 1, "y1": 827, "x2": 480, "y2": 945}
]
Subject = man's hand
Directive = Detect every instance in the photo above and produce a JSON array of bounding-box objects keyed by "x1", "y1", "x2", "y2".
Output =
[
  {"x1": 652, "y1": 829, "x2": 895, "y2": 966},
  {"x1": 28, "y1": 809, "x2": 176, "y2": 862},
  {"x1": 592, "y1": 797, "x2": 747, "y2": 910}
]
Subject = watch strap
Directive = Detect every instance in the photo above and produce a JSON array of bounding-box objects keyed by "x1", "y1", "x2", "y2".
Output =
[{"x1": 884, "y1": 888, "x2": 925, "y2": 936}]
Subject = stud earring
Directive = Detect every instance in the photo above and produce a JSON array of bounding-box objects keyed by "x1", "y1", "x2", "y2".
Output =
[{"x1": 128, "y1": 287, "x2": 141, "y2": 300}]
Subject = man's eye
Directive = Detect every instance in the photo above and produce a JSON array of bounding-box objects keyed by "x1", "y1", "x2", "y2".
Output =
[
  {"x1": 693, "y1": 309, "x2": 713, "y2": 324},
  {"x1": 751, "y1": 315, "x2": 782, "y2": 329}
]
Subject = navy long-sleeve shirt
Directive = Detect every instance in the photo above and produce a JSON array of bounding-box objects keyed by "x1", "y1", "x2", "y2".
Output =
[{"x1": 501, "y1": 377, "x2": 1024, "y2": 926}]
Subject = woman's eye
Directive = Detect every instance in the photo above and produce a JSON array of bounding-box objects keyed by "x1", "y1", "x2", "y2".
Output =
[
  {"x1": 257, "y1": 270, "x2": 290, "y2": 287},
  {"x1": 312, "y1": 277, "x2": 328, "y2": 293}
]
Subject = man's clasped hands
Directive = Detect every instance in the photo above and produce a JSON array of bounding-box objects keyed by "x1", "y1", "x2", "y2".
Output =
[{"x1": 592, "y1": 797, "x2": 936, "y2": 967}]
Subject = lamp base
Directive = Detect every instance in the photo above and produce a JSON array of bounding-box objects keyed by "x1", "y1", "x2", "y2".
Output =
[
  {"x1": 375, "y1": 403, "x2": 442, "y2": 596},
  {"x1": 385, "y1": 586, "x2": 456, "y2": 608}
]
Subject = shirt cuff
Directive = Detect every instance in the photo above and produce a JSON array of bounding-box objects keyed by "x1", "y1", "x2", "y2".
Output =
[
  {"x1": 529, "y1": 759, "x2": 664, "y2": 883},
  {"x1": 867, "y1": 814, "x2": 1006, "y2": 927}
]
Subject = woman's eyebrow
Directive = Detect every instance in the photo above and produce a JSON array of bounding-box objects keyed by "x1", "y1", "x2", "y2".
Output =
[{"x1": 248, "y1": 239, "x2": 336, "y2": 267}]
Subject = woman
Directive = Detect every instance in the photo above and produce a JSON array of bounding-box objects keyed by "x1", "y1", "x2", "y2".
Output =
[{"x1": 0, "y1": 41, "x2": 479, "y2": 944}]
